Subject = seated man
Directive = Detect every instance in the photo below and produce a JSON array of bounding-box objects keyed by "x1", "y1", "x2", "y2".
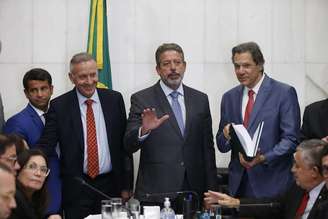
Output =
[
  {"x1": 0, "y1": 162, "x2": 16, "y2": 219},
  {"x1": 205, "y1": 139, "x2": 328, "y2": 219},
  {"x1": 0, "y1": 134, "x2": 20, "y2": 175}
]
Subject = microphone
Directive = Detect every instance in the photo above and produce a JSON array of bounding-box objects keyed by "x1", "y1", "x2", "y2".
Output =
[
  {"x1": 239, "y1": 202, "x2": 280, "y2": 208},
  {"x1": 74, "y1": 177, "x2": 112, "y2": 200}
]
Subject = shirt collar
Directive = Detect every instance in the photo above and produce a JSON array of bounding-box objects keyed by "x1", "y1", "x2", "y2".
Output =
[
  {"x1": 159, "y1": 80, "x2": 184, "y2": 97},
  {"x1": 29, "y1": 103, "x2": 47, "y2": 117},
  {"x1": 76, "y1": 89, "x2": 100, "y2": 106},
  {"x1": 309, "y1": 181, "x2": 325, "y2": 200},
  {"x1": 244, "y1": 73, "x2": 265, "y2": 95}
]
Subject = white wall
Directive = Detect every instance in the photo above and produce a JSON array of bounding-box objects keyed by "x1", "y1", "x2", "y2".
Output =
[{"x1": 1, "y1": 0, "x2": 328, "y2": 173}]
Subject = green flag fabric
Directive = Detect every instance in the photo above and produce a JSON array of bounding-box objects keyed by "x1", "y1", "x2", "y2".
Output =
[{"x1": 87, "y1": 0, "x2": 112, "y2": 89}]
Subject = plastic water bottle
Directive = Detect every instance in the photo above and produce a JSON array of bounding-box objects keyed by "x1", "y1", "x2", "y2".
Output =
[{"x1": 160, "y1": 197, "x2": 175, "y2": 219}]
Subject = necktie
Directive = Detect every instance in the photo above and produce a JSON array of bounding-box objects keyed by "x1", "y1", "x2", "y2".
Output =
[
  {"x1": 170, "y1": 91, "x2": 185, "y2": 136},
  {"x1": 295, "y1": 192, "x2": 309, "y2": 219},
  {"x1": 243, "y1": 89, "x2": 255, "y2": 128},
  {"x1": 85, "y1": 99, "x2": 99, "y2": 178}
]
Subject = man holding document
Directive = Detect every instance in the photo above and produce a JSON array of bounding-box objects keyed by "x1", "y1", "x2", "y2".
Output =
[{"x1": 216, "y1": 42, "x2": 300, "y2": 198}]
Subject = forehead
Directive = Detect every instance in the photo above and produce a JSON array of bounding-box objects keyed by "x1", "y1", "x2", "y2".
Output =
[
  {"x1": 322, "y1": 155, "x2": 328, "y2": 164},
  {"x1": 2, "y1": 145, "x2": 16, "y2": 156},
  {"x1": 72, "y1": 60, "x2": 97, "y2": 75},
  {"x1": 27, "y1": 155, "x2": 46, "y2": 166},
  {"x1": 27, "y1": 80, "x2": 51, "y2": 88},
  {"x1": 159, "y1": 50, "x2": 183, "y2": 61},
  {"x1": 233, "y1": 52, "x2": 255, "y2": 64}
]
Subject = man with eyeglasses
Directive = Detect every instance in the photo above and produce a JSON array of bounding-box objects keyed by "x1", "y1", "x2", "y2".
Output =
[
  {"x1": 205, "y1": 139, "x2": 328, "y2": 219},
  {"x1": 0, "y1": 162, "x2": 16, "y2": 219},
  {"x1": 216, "y1": 42, "x2": 300, "y2": 200},
  {"x1": 0, "y1": 134, "x2": 20, "y2": 175},
  {"x1": 124, "y1": 43, "x2": 218, "y2": 212}
]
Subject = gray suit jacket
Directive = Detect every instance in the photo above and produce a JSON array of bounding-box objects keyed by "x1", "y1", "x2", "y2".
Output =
[
  {"x1": 0, "y1": 93, "x2": 4, "y2": 133},
  {"x1": 124, "y1": 81, "x2": 217, "y2": 202}
]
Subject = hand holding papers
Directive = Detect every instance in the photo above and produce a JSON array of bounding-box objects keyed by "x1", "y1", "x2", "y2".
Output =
[{"x1": 230, "y1": 122, "x2": 264, "y2": 161}]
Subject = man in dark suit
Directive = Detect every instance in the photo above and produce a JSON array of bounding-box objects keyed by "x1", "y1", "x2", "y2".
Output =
[
  {"x1": 124, "y1": 43, "x2": 218, "y2": 210},
  {"x1": 301, "y1": 99, "x2": 328, "y2": 142},
  {"x1": 217, "y1": 42, "x2": 300, "y2": 198},
  {"x1": 37, "y1": 52, "x2": 133, "y2": 218},
  {"x1": 3, "y1": 68, "x2": 61, "y2": 216},
  {"x1": 205, "y1": 139, "x2": 328, "y2": 219}
]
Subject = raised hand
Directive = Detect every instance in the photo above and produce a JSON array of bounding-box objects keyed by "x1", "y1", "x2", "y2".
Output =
[{"x1": 141, "y1": 108, "x2": 169, "y2": 135}]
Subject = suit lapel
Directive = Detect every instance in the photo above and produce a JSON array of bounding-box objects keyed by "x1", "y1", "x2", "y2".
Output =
[
  {"x1": 183, "y1": 85, "x2": 192, "y2": 139},
  {"x1": 97, "y1": 89, "x2": 112, "y2": 148},
  {"x1": 26, "y1": 104, "x2": 44, "y2": 132},
  {"x1": 70, "y1": 89, "x2": 84, "y2": 151},
  {"x1": 154, "y1": 82, "x2": 184, "y2": 140},
  {"x1": 308, "y1": 185, "x2": 328, "y2": 219},
  {"x1": 248, "y1": 75, "x2": 271, "y2": 130},
  {"x1": 236, "y1": 85, "x2": 244, "y2": 124}
]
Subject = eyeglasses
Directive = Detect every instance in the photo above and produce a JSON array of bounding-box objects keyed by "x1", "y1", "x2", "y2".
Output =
[
  {"x1": 0, "y1": 155, "x2": 17, "y2": 166},
  {"x1": 24, "y1": 162, "x2": 50, "y2": 177}
]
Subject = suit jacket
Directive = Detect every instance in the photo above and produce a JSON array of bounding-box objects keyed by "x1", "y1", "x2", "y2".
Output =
[
  {"x1": 216, "y1": 74, "x2": 300, "y2": 198},
  {"x1": 3, "y1": 104, "x2": 62, "y2": 215},
  {"x1": 37, "y1": 88, "x2": 133, "y2": 206},
  {"x1": 0, "y1": 93, "x2": 4, "y2": 133},
  {"x1": 124, "y1": 81, "x2": 218, "y2": 202},
  {"x1": 239, "y1": 183, "x2": 328, "y2": 219},
  {"x1": 9, "y1": 185, "x2": 39, "y2": 219},
  {"x1": 300, "y1": 98, "x2": 328, "y2": 141}
]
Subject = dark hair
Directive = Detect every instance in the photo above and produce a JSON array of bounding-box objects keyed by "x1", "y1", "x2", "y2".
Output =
[
  {"x1": 23, "y1": 68, "x2": 52, "y2": 90},
  {"x1": 17, "y1": 149, "x2": 49, "y2": 217},
  {"x1": 232, "y1": 42, "x2": 265, "y2": 73},
  {"x1": 0, "y1": 134, "x2": 15, "y2": 156},
  {"x1": 298, "y1": 139, "x2": 328, "y2": 170},
  {"x1": 6, "y1": 134, "x2": 28, "y2": 156},
  {"x1": 155, "y1": 43, "x2": 185, "y2": 67}
]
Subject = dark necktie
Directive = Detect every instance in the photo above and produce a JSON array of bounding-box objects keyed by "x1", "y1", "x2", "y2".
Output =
[
  {"x1": 295, "y1": 192, "x2": 309, "y2": 219},
  {"x1": 170, "y1": 91, "x2": 185, "y2": 136},
  {"x1": 243, "y1": 89, "x2": 255, "y2": 128},
  {"x1": 85, "y1": 99, "x2": 99, "y2": 178}
]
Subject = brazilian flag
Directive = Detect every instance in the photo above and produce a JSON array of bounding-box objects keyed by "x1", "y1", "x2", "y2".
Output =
[{"x1": 87, "y1": 0, "x2": 112, "y2": 89}]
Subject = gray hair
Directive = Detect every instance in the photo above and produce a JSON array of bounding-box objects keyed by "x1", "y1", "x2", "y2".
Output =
[
  {"x1": 297, "y1": 139, "x2": 328, "y2": 168},
  {"x1": 155, "y1": 43, "x2": 185, "y2": 67},
  {"x1": 69, "y1": 52, "x2": 95, "y2": 72},
  {"x1": 232, "y1": 42, "x2": 265, "y2": 73}
]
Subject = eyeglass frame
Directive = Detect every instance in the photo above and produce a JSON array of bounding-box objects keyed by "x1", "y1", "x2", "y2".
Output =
[
  {"x1": 23, "y1": 162, "x2": 50, "y2": 177},
  {"x1": 0, "y1": 155, "x2": 17, "y2": 166}
]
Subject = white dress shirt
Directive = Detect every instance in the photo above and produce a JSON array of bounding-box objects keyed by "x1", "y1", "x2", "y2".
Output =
[{"x1": 76, "y1": 89, "x2": 111, "y2": 174}]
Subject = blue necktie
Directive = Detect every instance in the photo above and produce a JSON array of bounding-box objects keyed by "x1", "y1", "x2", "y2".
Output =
[{"x1": 170, "y1": 91, "x2": 185, "y2": 136}]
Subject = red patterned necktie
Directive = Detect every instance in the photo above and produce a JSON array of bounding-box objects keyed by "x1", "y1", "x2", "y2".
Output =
[
  {"x1": 85, "y1": 99, "x2": 99, "y2": 178},
  {"x1": 243, "y1": 89, "x2": 255, "y2": 128},
  {"x1": 295, "y1": 192, "x2": 309, "y2": 219}
]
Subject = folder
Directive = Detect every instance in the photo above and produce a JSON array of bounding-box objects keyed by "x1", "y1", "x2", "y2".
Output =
[{"x1": 229, "y1": 121, "x2": 264, "y2": 161}]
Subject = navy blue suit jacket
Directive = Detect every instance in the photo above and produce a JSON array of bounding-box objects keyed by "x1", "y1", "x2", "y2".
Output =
[
  {"x1": 4, "y1": 104, "x2": 62, "y2": 215},
  {"x1": 216, "y1": 74, "x2": 300, "y2": 198}
]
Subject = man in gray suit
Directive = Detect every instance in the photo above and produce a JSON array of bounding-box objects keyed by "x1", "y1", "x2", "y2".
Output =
[{"x1": 124, "y1": 43, "x2": 218, "y2": 210}]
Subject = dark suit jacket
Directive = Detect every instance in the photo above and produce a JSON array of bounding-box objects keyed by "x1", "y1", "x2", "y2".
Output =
[
  {"x1": 9, "y1": 185, "x2": 40, "y2": 219},
  {"x1": 37, "y1": 88, "x2": 133, "y2": 206},
  {"x1": 300, "y1": 98, "x2": 328, "y2": 141},
  {"x1": 239, "y1": 183, "x2": 328, "y2": 219},
  {"x1": 216, "y1": 74, "x2": 300, "y2": 198},
  {"x1": 124, "y1": 81, "x2": 218, "y2": 202},
  {"x1": 3, "y1": 104, "x2": 61, "y2": 215}
]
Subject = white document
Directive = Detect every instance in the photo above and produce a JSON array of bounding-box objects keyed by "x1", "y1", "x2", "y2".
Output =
[{"x1": 232, "y1": 121, "x2": 264, "y2": 157}]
